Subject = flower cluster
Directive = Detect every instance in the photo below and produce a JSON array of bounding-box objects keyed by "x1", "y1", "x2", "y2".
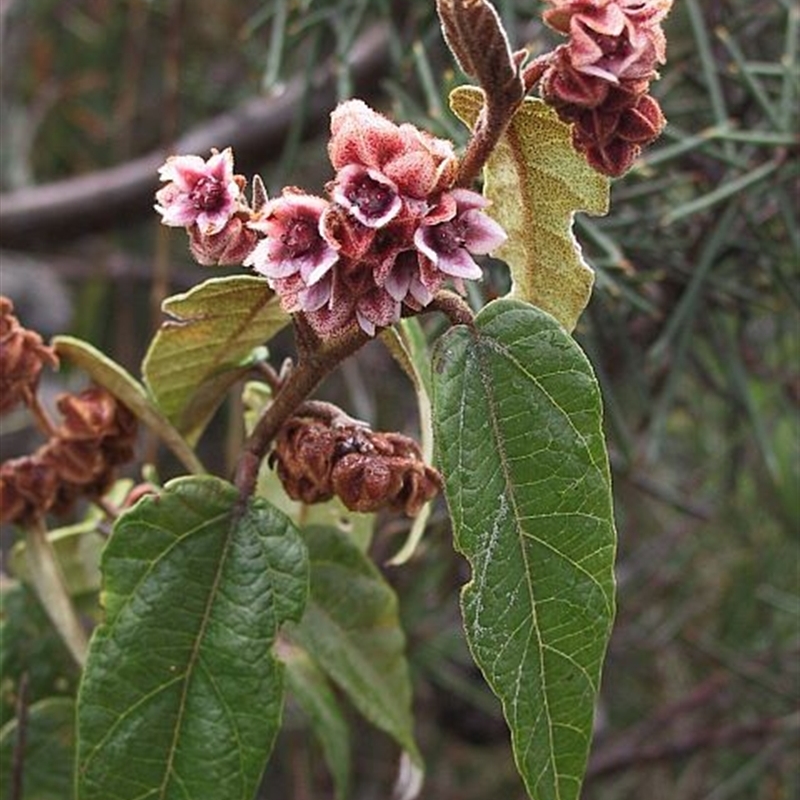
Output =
[
  {"x1": 269, "y1": 416, "x2": 442, "y2": 517},
  {"x1": 155, "y1": 102, "x2": 506, "y2": 337},
  {"x1": 538, "y1": 0, "x2": 673, "y2": 176},
  {"x1": 1, "y1": 297, "x2": 59, "y2": 415},
  {"x1": 247, "y1": 101, "x2": 506, "y2": 336},
  {"x1": 1, "y1": 386, "x2": 138, "y2": 525}
]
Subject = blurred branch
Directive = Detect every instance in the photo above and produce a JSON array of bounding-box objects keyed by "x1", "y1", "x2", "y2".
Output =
[
  {"x1": 589, "y1": 712, "x2": 799, "y2": 779},
  {"x1": 0, "y1": 23, "x2": 390, "y2": 250}
]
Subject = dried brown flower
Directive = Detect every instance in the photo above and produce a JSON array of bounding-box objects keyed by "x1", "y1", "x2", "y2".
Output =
[
  {"x1": 0, "y1": 296, "x2": 59, "y2": 415},
  {"x1": 270, "y1": 417, "x2": 441, "y2": 517},
  {"x1": 0, "y1": 385, "x2": 138, "y2": 526}
]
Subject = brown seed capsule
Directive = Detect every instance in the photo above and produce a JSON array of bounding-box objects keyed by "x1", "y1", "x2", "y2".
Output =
[{"x1": 270, "y1": 416, "x2": 442, "y2": 517}]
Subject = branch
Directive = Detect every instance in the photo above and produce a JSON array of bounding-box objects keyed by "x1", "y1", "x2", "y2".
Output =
[
  {"x1": 588, "y1": 713, "x2": 799, "y2": 779},
  {"x1": 0, "y1": 24, "x2": 391, "y2": 249}
]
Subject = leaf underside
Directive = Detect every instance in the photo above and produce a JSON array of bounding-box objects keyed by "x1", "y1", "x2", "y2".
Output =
[
  {"x1": 432, "y1": 298, "x2": 616, "y2": 800},
  {"x1": 450, "y1": 87, "x2": 609, "y2": 332},
  {"x1": 76, "y1": 476, "x2": 308, "y2": 800},
  {"x1": 142, "y1": 275, "x2": 289, "y2": 445}
]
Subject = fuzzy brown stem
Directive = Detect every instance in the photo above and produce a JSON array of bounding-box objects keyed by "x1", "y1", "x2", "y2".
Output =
[
  {"x1": 234, "y1": 321, "x2": 369, "y2": 506},
  {"x1": 430, "y1": 289, "x2": 476, "y2": 328}
]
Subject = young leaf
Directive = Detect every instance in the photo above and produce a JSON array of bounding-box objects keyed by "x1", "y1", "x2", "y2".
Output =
[
  {"x1": 142, "y1": 275, "x2": 290, "y2": 445},
  {"x1": 288, "y1": 525, "x2": 420, "y2": 764},
  {"x1": 431, "y1": 298, "x2": 616, "y2": 800},
  {"x1": 76, "y1": 476, "x2": 308, "y2": 800},
  {"x1": 54, "y1": 336, "x2": 204, "y2": 474},
  {"x1": 436, "y1": 0, "x2": 520, "y2": 105},
  {"x1": 283, "y1": 643, "x2": 351, "y2": 800},
  {"x1": 450, "y1": 87, "x2": 610, "y2": 331},
  {"x1": 0, "y1": 698, "x2": 75, "y2": 800}
]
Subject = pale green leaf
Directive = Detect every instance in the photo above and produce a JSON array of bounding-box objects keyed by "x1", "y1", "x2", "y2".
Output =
[
  {"x1": 283, "y1": 643, "x2": 351, "y2": 800},
  {"x1": 289, "y1": 525, "x2": 420, "y2": 763},
  {"x1": 54, "y1": 336, "x2": 204, "y2": 474},
  {"x1": 142, "y1": 275, "x2": 290, "y2": 445},
  {"x1": 450, "y1": 86, "x2": 610, "y2": 331},
  {"x1": 0, "y1": 698, "x2": 75, "y2": 800},
  {"x1": 431, "y1": 298, "x2": 616, "y2": 800},
  {"x1": 76, "y1": 476, "x2": 308, "y2": 800},
  {"x1": 381, "y1": 320, "x2": 436, "y2": 565}
]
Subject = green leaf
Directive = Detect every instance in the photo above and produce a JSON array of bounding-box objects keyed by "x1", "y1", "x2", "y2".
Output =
[
  {"x1": 0, "y1": 583, "x2": 79, "y2": 730},
  {"x1": 53, "y1": 336, "x2": 204, "y2": 474},
  {"x1": 142, "y1": 275, "x2": 289, "y2": 445},
  {"x1": 283, "y1": 644, "x2": 351, "y2": 800},
  {"x1": 431, "y1": 298, "x2": 616, "y2": 800},
  {"x1": 76, "y1": 476, "x2": 308, "y2": 800},
  {"x1": 450, "y1": 87, "x2": 609, "y2": 331},
  {"x1": 289, "y1": 525, "x2": 420, "y2": 764},
  {"x1": 0, "y1": 698, "x2": 75, "y2": 800}
]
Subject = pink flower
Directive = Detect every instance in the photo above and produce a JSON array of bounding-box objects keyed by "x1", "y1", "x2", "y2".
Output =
[
  {"x1": 331, "y1": 164, "x2": 402, "y2": 228},
  {"x1": 155, "y1": 148, "x2": 240, "y2": 234},
  {"x1": 329, "y1": 100, "x2": 458, "y2": 200},
  {"x1": 414, "y1": 189, "x2": 507, "y2": 282},
  {"x1": 245, "y1": 190, "x2": 339, "y2": 298}
]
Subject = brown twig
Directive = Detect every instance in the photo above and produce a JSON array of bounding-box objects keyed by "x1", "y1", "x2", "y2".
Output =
[
  {"x1": 429, "y1": 289, "x2": 476, "y2": 328},
  {"x1": 0, "y1": 23, "x2": 391, "y2": 249},
  {"x1": 233, "y1": 321, "x2": 370, "y2": 506}
]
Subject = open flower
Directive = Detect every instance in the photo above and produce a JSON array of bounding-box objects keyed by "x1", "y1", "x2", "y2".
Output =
[
  {"x1": 331, "y1": 164, "x2": 403, "y2": 228},
  {"x1": 245, "y1": 190, "x2": 339, "y2": 305},
  {"x1": 155, "y1": 148, "x2": 240, "y2": 234},
  {"x1": 414, "y1": 189, "x2": 506, "y2": 282}
]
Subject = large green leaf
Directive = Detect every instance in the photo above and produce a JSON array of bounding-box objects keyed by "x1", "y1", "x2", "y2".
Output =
[
  {"x1": 76, "y1": 476, "x2": 308, "y2": 800},
  {"x1": 142, "y1": 275, "x2": 289, "y2": 445},
  {"x1": 450, "y1": 87, "x2": 609, "y2": 331},
  {"x1": 0, "y1": 698, "x2": 75, "y2": 800},
  {"x1": 431, "y1": 298, "x2": 616, "y2": 800},
  {"x1": 288, "y1": 525, "x2": 420, "y2": 764}
]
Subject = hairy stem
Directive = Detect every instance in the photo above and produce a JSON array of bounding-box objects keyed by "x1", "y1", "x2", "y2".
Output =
[{"x1": 234, "y1": 320, "x2": 369, "y2": 505}]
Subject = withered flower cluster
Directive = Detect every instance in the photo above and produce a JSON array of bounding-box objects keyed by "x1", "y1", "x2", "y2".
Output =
[
  {"x1": 1, "y1": 296, "x2": 59, "y2": 414},
  {"x1": 538, "y1": 0, "x2": 673, "y2": 176},
  {"x1": 0, "y1": 298, "x2": 137, "y2": 526},
  {"x1": 269, "y1": 417, "x2": 442, "y2": 517}
]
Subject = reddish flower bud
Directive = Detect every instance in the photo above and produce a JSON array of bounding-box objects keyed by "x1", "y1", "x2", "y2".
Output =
[
  {"x1": 538, "y1": 0, "x2": 673, "y2": 176},
  {"x1": 188, "y1": 216, "x2": 259, "y2": 266}
]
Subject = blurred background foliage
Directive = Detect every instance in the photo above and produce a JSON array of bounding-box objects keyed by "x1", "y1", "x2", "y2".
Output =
[{"x1": 0, "y1": 1, "x2": 798, "y2": 799}]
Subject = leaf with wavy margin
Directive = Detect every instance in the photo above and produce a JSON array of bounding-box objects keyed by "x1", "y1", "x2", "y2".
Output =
[
  {"x1": 450, "y1": 87, "x2": 609, "y2": 331},
  {"x1": 142, "y1": 275, "x2": 289, "y2": 445}
]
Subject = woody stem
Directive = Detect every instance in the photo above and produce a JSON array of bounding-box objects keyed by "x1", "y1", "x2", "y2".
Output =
[{"x1": 234, "y1": 319, "x2": 369, "y2": 506}]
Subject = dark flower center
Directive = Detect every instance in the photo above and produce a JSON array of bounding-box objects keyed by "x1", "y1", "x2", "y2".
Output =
[
  {"x1": 430, "y1": 219, "x2": 466, "y2": 254},
  {"x1": 282, "y1": 217, "x2": 318, "y2": 256},
  {"x1": 191, "y1": 177, "x2": 225, "y2": 211},
  {"x1": 347, "y1": 177, "x2": 394, "y2": 217}
]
